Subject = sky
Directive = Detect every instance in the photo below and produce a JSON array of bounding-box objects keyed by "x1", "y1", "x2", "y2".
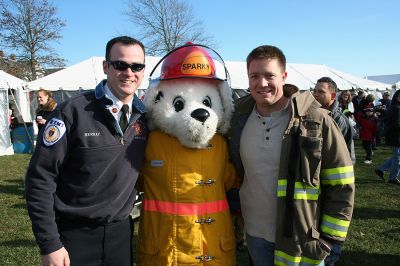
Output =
[{"x1": 51, "y1": 0, "x2": 399, "y2": 78}]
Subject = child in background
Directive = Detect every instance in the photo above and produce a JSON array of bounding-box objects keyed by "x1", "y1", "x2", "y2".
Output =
[{"x1": 356, "y1": 106, "x2": 378, "y2": 164}]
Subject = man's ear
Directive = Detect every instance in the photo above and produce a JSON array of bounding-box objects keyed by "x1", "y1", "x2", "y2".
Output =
[
  {"x1": 332, "y1": 92, "x2": 337, "y2": 100},
  {"x1": 103, "y1": 60, "x2": 109, "y2": 74}
]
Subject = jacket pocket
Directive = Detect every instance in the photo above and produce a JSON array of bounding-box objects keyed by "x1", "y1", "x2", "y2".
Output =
[
  {"x1": 299, "y1": 136, "x2": 322, "y2": 186},
  {"x1": 176, "y1": 232, "x2": 201, "y2": 263},
  {"x1": 302, "y1": 226, "x2": 330, "y2": 261}
]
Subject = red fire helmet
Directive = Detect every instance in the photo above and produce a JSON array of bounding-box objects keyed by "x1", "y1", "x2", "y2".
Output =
[{"x1": 151, "y1": 43, "x2": 227, "y2": 81}]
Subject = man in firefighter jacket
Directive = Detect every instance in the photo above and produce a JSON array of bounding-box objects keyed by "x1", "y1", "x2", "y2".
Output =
[
  {"x1": 25, "y1": 36, "x2": 148, "y2": 266},
  {"x1": 227, "y1": 45, "x2": 355, "y2": 266},
  {"x1": 137, "y1": 43, "x2": 238, "y2": 265}
]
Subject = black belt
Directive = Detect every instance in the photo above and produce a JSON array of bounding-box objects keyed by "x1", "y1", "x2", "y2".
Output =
[{"x1": 56, "y1": 213, "x2": 128, "y2": 229}]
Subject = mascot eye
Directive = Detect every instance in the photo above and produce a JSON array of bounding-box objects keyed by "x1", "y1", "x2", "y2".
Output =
[
  {"x1": 202, "y1": 96, "x2": 212, "y2": 108},
  {"x1": 173, "y1": 96, "x2": 185, "y2": 112},
  {"x1": 155, "y1": 91, "x2": 164, "y2": 103}
]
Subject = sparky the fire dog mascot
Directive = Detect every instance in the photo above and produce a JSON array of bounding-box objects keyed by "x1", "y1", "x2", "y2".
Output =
[{"x1": 137, "y1": 43, "x2": 238, "y2": 265}]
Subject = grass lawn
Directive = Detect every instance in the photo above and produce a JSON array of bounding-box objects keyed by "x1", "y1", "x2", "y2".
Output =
[{"x1": 0, "y1": 141, "x2": 399, "y2": 265}]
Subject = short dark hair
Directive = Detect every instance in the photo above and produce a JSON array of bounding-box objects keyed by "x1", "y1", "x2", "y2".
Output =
[
  {"x1": 105, "y1": 36, "x2": 145, "y2": 61},
  {"x1": 317, "y1": 77, "x2": 337, "y2": 92},
  {"x1": 246, "y1": 45, "x2": 286, "y2": 72}
]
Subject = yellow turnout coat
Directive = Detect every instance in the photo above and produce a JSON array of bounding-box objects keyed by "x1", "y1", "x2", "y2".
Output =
[{"x1": 137, "y1": 130, "x2": 237, "y2": 265}]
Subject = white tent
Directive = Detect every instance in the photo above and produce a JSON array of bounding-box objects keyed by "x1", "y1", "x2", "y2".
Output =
[
  {"x1": 27, "y1": 57, "x2": 391, "y2": 95},
  {"x1": 366, "y1": 74, "x2": 400, "y2": 90},
  {"x1": 0, "y1": 70, "x2": 30, "y2": 156}
]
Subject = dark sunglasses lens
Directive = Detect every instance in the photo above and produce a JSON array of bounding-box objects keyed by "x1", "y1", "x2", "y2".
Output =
[
  {"x1": 113, "y1": 61, "x2": 129, "y2": 71},
  {"x1": 130, "y1": 63, "x2": 145, "y2": 72}
]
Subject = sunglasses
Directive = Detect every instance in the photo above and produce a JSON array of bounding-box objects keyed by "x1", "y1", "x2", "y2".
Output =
[{"x1": 107, "y1": 60, "x2": 145, "y2": 72}]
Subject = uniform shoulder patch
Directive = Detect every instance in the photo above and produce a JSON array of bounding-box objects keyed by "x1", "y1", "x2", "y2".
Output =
[{"x1": 43, "y1": 118, "x2": 66, "y2": 146}]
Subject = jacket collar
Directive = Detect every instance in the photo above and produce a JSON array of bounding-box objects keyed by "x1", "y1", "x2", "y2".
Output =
[
  {"x1": 94, "y1": 79, "x2": 146, "y2": 114},
  {"x1": 234, "y1": 94, "x2": 256, "y2": 115},
  {"x1": 291, "y1": 90, "x2": 321, "y2": 117}
]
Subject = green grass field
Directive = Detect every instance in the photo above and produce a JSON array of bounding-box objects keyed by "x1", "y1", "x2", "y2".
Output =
[{"x1": 0, "y1": 141, "x2": 399, "y2": 265}]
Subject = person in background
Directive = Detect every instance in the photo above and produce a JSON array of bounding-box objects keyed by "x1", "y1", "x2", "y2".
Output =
[
  {"x1": 35, "y1": 88, "x2": 58, "y2": 131},
  {"x1": 8, "y1": 105, "x2": 13, "y2": 126},
  {"x1": 357, "y1": 93, "x2": 377, "y2": 148},
  {"x1": 362, "y1": 94, "x2": 375, "y2": 110},
  {"x1": 379, "y1": 91, "x2": 392, "y2": 109},
  {"x1": 338, "y1": 90, "x2": 357, "y2": 141},
  {"x1": 376, "y1": 91, "x2": 392, "y2": 145},
  {"x1": 352, "y1": 90, "x2": 365, "y2": 114},
  {"x1": 227, "y1": 45, "x2": 355, "y2": 266},
  {"x1": 356, "y1": 106, "x2": 378, "y2": 164},
  {"x1": 375, "y1": 89, "x2": 400, "y2": 185},
  {"x1": 313, "y1": 77, "x2": 354, "y2": 154},
  {"x1": 25, "y1": 36, "x2": 148, "y2": 266},
  {"x1": 338, "y1": 90, "x2": 354, "y2": 115},
  {"x1": 374, "y1": 102, "x2": 386, "y2": 146}
]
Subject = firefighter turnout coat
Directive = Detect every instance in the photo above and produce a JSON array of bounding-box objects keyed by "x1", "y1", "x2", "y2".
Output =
[
  {"x1": 227, "y1": 91, "x2": 355, "y2": 265},
  {"x1": 137, "y1": 130, "x2": 237, "y2": 265}
]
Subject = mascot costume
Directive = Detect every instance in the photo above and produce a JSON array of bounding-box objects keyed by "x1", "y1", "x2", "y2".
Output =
[{"x1": 137, "y1": 43, "x2": 238, "y2": 265}]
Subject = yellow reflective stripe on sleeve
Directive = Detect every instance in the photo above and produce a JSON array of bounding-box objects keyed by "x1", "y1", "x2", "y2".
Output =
[
  {"x1": 278, "y1": 179, "x2": 287, "y2": 185},
  {"x1": 320, "y1": 166, "x2": 354, "y2": 185},
  {"x1": 275, "y1": 250, "x2": 323, "y2": 266},
  {"x1": 277, "y1": 180, "x2": 320, "y2": 200},
  {"x1": 277, "y1": 179, "x2": 287, "y2": 197},
  {"x1": 320, "y1": 214, "x2": 350, "y2": 238},
  {"x1": 321, "y1": 166, "x2": 354, "y2": 176}
]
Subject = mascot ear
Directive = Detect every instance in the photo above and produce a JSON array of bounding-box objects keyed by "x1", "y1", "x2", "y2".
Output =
[
  {"x1": 143, "y1": 80, "x2": 162, "y2": 131},
  {"x1": 155, "y1": 91, "x2": 164, "y2": 103},
  {"x1": 217, "y1": 81, "x2": 234, "y2": 134}
]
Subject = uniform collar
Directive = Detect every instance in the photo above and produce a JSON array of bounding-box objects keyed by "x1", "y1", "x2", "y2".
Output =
[
  {"x1": 104, "y1": 83, "x2": 132, "y2": 114},
  {"x1": 94, "y1": 79, "x2": 146, "y2": 114}
]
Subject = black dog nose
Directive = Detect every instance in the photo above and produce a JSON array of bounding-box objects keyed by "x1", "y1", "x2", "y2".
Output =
[{"x1": 191, "y1": 108, "x2": 210, "y2": 123}]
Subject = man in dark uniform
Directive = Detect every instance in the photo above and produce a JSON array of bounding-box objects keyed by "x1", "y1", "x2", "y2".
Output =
[{"x1": 25, "y1": 36, "x2": 148, "y2": 266}]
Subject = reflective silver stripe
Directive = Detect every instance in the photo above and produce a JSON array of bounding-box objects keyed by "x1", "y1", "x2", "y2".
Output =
[
  {"x1": 322, "y1": 171, "x2": 354, "y2": 180},
  {"x1": 320, "y1": 220, "x2": 348, "y2": 233}
]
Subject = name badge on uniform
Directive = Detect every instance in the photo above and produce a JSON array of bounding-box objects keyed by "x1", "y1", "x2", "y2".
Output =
[
  {"x1": 151, "y1": 160, "x2": 163, "y2": 167},
  {"x1": 43, "y1": 118, "x2": 66, "y2": 146}
]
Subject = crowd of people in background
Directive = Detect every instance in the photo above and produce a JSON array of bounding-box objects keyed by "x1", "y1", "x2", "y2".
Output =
[{"x1": 333, "y1": 88, "x2": 400, "y2": 185}]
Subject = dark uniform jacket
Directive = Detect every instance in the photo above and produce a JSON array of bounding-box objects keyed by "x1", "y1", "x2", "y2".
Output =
[
  {"x1": 25, "y1": 80, "x2": 148, "y2": 255},
  {"x1": 227, "y1": 91, "x2": 355, "y2": 265},
  {"x1": 330, "y1": 100, "x2": 354, "y2": 152},
  {"x1": 385, "y1": 98, "x2": 400, "y2": 146}
]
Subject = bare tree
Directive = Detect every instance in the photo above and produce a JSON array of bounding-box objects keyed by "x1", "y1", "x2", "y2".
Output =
[
  {"x1": 124, "y1": 0, "x2": 216, "y2": 55},
  {"x1": 0, "y1": 0, "x2": 65, "y2": 80},
  {"x1": 0, "y1": 50, "x2": 29, "y2": 79}
]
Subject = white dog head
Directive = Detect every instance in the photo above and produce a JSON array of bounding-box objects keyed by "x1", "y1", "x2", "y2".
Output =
[{"x1": 144, "y1": 78, "x2": 234, "y2": 149}]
